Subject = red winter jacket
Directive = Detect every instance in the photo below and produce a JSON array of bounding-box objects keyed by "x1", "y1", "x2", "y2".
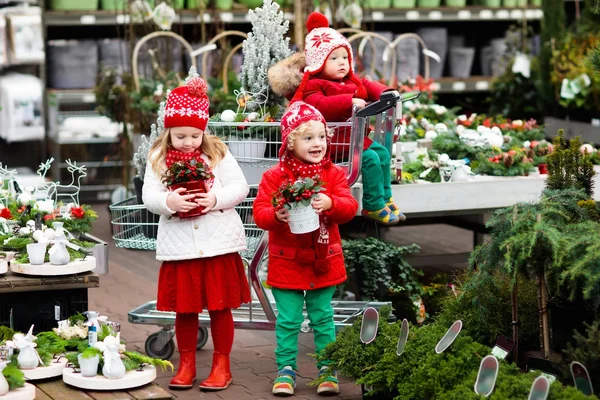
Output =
[
  {"x1": 302, "y1": 76, "x2": 392, "y2": 159},
  {"x1": 253, "y1": 163, "x2": 358, "y2": 291}
]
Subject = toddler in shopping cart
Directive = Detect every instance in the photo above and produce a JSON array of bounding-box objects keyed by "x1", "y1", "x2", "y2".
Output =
[
  {"x1": 142, "y1": 77, "x2": 251, "y2": 392},
  {"x1": 269, "y1": 11, "x2": 403, "y2": 226},
  {"x1": 253, "y1": 102, "x2": 358, "y2": 396}
]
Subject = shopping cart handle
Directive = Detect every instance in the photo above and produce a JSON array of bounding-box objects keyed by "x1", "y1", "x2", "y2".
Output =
[{"x1": 355, "y1": 90, "x2": 421, "y2": 118}]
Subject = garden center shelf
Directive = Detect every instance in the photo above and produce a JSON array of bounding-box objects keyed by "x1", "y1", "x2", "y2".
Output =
[{"x1": 42, "y1": 6, "x2": 542, "y2": 26}]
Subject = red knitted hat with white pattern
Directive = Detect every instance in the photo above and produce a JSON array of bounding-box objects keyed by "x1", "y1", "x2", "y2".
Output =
[
  {"x1": 164, "y1": 77, "x2": 210, "y2": 131},
  {"x1": 290, "y1": 12, "x2": 366, "y2": 103},
  {"x1": 279, "y1": 101, "x2": 328, "y2": 158}
]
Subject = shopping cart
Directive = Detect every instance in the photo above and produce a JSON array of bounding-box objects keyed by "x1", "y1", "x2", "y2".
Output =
[{"x1": 125, "y1": 90, "x2": 420, "y2": 359}]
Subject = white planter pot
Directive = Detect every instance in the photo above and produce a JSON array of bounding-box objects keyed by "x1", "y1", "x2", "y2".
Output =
[
  {"x1": 26, "y1": 243, "x2": 47, "y2": 265},
  {"x1": 287, "y1": 205, "x2": 320, "y2": 234},
  {"x1": 78, "y1": 354, "x2": 100, "y2": 377},
  {"x1": 0, "y1": 368, "x2": 8, "y2": 396},
  {"x1": 228, "y1": 138, "x2": 267, "y2": 163}
]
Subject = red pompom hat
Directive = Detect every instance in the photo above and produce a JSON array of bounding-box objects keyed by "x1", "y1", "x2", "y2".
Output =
[
  {"x1": 279, "y1": 101, "x2": 330, "y2": 158},
  {"x1": 291, "y1": 11, "x2": 367, "y2": 103},
  {"x1": 164, "y1": 77, "x2": 210, "y2": 131}
]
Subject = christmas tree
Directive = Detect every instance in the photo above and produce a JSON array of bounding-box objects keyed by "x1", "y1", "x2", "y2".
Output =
[
  {"x1": 546, "y1": 129, "x2": 595, "y2": 197},
  {"x1": 239, "y1": 0, "x2": 292, "y2": 115}
]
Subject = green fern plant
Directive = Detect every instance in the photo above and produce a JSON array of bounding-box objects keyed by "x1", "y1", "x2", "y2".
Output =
[{"x1": 2, "y1": 362, "x2": 25, "y2": 390}]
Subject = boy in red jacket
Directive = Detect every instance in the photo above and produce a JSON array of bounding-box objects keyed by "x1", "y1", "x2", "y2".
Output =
[
  {"x1": 270, "y1": 11, "x2": 403, "y2": 225},
  {"x1": 253, "y1": 101, "x2": 358, "y2": 396}
]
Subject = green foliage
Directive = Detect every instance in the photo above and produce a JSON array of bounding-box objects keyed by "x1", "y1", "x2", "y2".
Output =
[
  {"x1": 0, "y1": 326, "x2": 15, "y2": 342},
  {"x1": 2, "y1": 362, "x2": 25, "y2": 390},
  {"x1": 432, "y1": 133, "x2": 483, "y2": 161},
  {"x1": 0, "y1": 237, "x2": 32, "y2": 252},
  {"x1": 471, "y1": 187, "x2": 600, "y2": 309},
  {"x1": 489, "y1": 68, "x2": 542, "y2": 120},
  {"x1": 546, "y1": 131, "x2": 595, "y2": 197},
  {"x1": 562, "y1": 320, "x2": 600, "y2": 390},
  {"x1": 550, "y1": 34, "x2": 600, "y2": 111},
  {"x1": 80, "y1": 347, "x2": 102, "y2": 359},
  {"x1": 436, "y1": 270, "x2": 539, "y2": 350},
  {"x1": 316, "y1": 310, "x2": 597, "y2": 399},
  {"x1": 130, "y1": 70, "x2": 182, "y2": 133},
  {"x1": 472, "y1": 150, "x2": 534, "y2": 177},
  {"x1": 584, "y1": 42, "x2": 600, "y2": 74},
  {"x1": 68, "y1": 313, "x2": 86, "y2": 326},
  {"x1": 539, "y1": 0, "x2": 566, "y2": 109},
  {"x1": 340, "y1": 238, "x2": 421, "y2": 302},
  {"x1": 122, "y1": 351, "x2": 174, "y2": 372},
  {"x1": 98, "y1": 324, "x2": 114, "y2": 342}
]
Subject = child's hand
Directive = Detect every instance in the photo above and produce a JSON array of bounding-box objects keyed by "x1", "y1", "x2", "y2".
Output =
[
  {"x1": 312, "y1": 193, "x2": 332, "y2": 213},
  {"x1": 195, "y1": 192, "x2": 217, "y2": 213},
  {"x1": 275, "y1": 208, "x2": 289, "y2": 223},
  {"x1": 352, "y1": 98, "x2": 367, "y2": 109},
  {"x1": 167, "y1": 188, "x2": 199, "y2": 213}
]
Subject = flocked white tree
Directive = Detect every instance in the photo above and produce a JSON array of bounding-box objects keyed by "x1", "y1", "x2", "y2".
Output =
[{"x1": 239, "y1": 0, "x2": 292, "y2": 113}]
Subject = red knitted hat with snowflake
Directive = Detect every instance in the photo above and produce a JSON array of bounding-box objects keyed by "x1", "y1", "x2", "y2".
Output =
[
  {"x1": 290, "y1": 11, "x2": 366, "y2": 104},
  {"x1": 279, "y1": 101, "x2": 329, "y2": 158},
  {"x1": 164, "y1": 77, "x2": 210, "y2": 131}
]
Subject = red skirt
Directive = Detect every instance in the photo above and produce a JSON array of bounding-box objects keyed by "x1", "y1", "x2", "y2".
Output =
[{"x1": 156, "y1": 252, "x2": 251, "y2": 313}]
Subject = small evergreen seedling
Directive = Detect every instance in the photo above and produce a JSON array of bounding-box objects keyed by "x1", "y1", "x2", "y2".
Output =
[{"x1": 546, "y1": 130, "x2": 595, "y2": 197}]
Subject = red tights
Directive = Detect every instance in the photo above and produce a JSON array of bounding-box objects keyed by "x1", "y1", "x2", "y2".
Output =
[{"x1": 175, "y1": 309, "x2": 234, "y2": 354}]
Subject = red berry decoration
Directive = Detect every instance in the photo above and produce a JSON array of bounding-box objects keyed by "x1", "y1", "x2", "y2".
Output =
[{"x1": 187, "y1": 77, "x2": 208, "y2": 98}]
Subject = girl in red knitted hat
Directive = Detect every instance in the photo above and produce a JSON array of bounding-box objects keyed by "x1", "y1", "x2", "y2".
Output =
[
  {"x1": 253, "y1": 102, "x2": 358, "y2": 396},
  {"x1": 142, "y1": 77, "x2": 251, "y2": 392},
  {"x1": 269, "y1": 11, "x2": 404, "y2": 226}
]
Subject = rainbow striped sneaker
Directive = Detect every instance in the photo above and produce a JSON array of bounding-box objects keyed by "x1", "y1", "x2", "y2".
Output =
[
  {"x1": 317, "y1": 367, "x2": 340, "y2": 396},
  {"x1": 386, "y1": 199, "x2": 406, "y2": 222},
  {"x1": 361, "y1": 207, "x2": 399, "y2": 225},
  {"x1": 272, "y1": 366, "x2": 296, "y2": 396}
]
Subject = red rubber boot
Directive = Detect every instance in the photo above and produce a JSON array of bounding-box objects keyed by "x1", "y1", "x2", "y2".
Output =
[
  {"x1": 169, "y1": 313, "x2": 198, "y2": 389},
  {"x1": 198, "y1": 352, "x2": 233, "y2": 391},
  {"x1": 199, "y1": 309, "x2": 234, "y2": 391}
]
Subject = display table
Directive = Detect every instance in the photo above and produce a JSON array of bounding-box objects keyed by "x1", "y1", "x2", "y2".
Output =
[
  {"x1": 0, "y1": 271, "x2": 99, "y2": 332},
  {"x1": 33, "y1": 379, "x2": 172, "y2": 400},
  {"x1": 349, "y1": 172, "x2": 600, "y2": 267}
]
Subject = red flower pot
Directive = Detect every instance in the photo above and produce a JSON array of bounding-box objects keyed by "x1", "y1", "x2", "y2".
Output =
[
  {"x1": 169, "y1": 180, "x2": 207, "y2": 219},
  {"x1": 538, "y1": 163, "x2": 548, "y2": 175}
]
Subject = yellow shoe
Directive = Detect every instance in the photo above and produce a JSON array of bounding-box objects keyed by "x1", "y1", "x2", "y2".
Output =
[
  {"x1": 386, "y1": 199, "x2": 406, "y2": 222},
  {"x1": 317, "y1": 368, "x2": 340, "y2": 396},
  {"x1": 361, "y1": 207, "x2": 399, "y2": 226},
  {"x1": 272, "y1": 367, "x2": 296, "y2": 396}
]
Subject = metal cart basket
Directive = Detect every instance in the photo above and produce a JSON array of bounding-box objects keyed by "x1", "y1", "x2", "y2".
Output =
[{"x1": 123, "y1": 91, "x2": 420, "y2": 359}]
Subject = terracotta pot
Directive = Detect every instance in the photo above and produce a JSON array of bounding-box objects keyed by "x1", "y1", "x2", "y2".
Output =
[
  {"x1": 169, "y1": 180, "x2": 207, "y2": 219},
  {"x1": 538, "y1": 163, "x2": 548, "y2": 174}
]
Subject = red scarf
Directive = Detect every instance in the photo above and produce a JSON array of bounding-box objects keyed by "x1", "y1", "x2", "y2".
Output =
[
  {"x1": 282, "y1": 154, "x2": 331, "y2": 275},
  {"x1": 165, "y1": 149, "x2": 214, "y2": 189},
  {"x1": 282, "y1": 153, "x2": 330, "y2": 178}
]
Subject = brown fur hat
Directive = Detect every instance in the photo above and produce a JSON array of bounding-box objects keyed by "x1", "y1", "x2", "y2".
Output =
[{"x1": 268, "y1": 52, "x2": 306, "y2": 101}]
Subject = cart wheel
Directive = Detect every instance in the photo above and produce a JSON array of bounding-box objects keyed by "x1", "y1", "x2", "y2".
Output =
[
  {"x1": 145, "y1": 332, "x2": 175, "y2": 360},
  {"x1": 197, "y1": 327, "x2": 209, "y2": 350}
]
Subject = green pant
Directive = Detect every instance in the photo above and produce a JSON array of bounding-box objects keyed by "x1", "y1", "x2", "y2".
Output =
[
  {"x1": 271, "y1": 286, "x2": 337, "y2": 371},
  {"x1": 362, "y1": 141, "x2": 392, "y2": 211}
]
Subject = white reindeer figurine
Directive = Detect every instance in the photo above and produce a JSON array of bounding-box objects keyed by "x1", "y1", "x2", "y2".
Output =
[
  {"x1": 53, "y1": 160, "x2": 87, "y2": 207},
  {"x1": 34, "y1": 158, "x2": 56, "y2": 202},
  {"x1": 0, "y1": 163, "x2": 18, "y2": 208},
  {"x1": 235, "y1": 71, "x2": 270, "y2": 116}
]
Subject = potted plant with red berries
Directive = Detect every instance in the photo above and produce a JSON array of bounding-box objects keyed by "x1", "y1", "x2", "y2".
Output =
[
  {"x1": 162, "y1": 157, "x2": 214, "y2": 218},
  {"x1": 272, "y1": 176, "x2": 325, "y2": 234}
]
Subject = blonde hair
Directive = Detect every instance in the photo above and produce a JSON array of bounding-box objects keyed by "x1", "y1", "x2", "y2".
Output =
[
  {"x1": 149, "y1": 128, "x2": 228, "y2": 177},
  {"x1": 286, "y1": 120, "x2": 333, "y2": 153}
]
